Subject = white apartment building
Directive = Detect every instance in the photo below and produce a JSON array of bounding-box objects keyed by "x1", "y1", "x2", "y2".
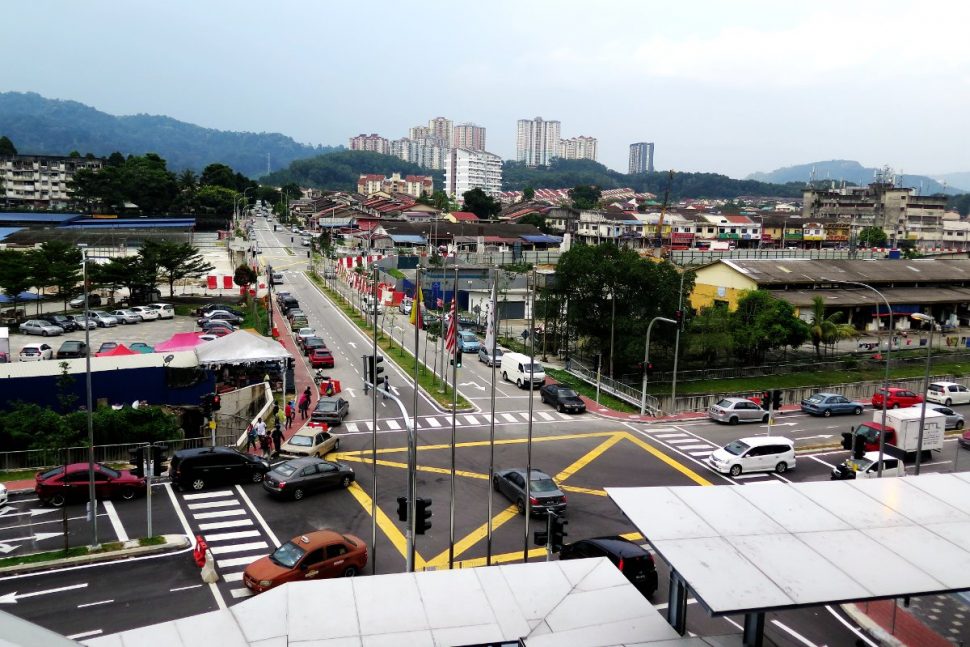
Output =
[
  {"x1": 428, "y1": 117, "x2": 454, "y2": 147},
  {"x1": 349, "y1": 134, "x2": 390, "y2": 155},
  {"x1": 516, "y1": 117, "x2": 561, "y2": 167},
  {"x1": 629, "y1": 142, "x2": 655, "y2": 174},
  {"x1": 445, "y1": 148, "x2": 502, "y2": 199},
  {"x1": 559, "y1": 136, "x2": 598, "y2": 161},
  {"x1": 454, "y1": 123, "x2": 486, "y2": 151},
  {"x1": 390, "y1": 137, "x2": 444, "y2": 170},
  {"x1": 0, "y1": 155, "x2": 104, "y2": 208}
]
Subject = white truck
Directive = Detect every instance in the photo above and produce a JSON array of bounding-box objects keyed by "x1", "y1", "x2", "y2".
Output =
[{"x1": 844, "y1": 406, "x2": 945, "y2": 459}]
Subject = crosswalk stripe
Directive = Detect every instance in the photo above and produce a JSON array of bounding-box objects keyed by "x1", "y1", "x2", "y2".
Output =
[
  {"x1": 217, "y1": 556, "x2": 259, "y2": 568},
  {"x1": 223, "y1": 572, "x2": 244, "y2": 582},
  {"x1": 193, "y1": 509, "x2": 247, "y2": 520},
  {"x1": 345, "y1": 423, "x2": 359, "y2": 432},
  {"x1": 209, "y1": 541, "x2": 269, "y2": 555},
  {"x1": 557, "y1": 413, "x2": 573, "y2": 420},
  {"x1": 518, "y1": 412, "x2": 532, "y2": 422},
  {"x1": 199, "y1": 519, "x2": 254, "y2": 531},
  {"x1": 231, "y1": 588, "x2": 254, "y2": 599},
  {"x1": 203, "y1": 530, "x2": 262, "y2": 542},
  {"x1": 665, "y1": 438, "x2": 698, "y2": 445},
  {"x1": 385, "y1": 419, "x2": 401, "y2": 430},
  {"x1": 678, "y1": 444, "x2": 715, "y2": 451},
  {"x1": 501, "y1": 413, "x2": 518, "y2": 423},
  {"x1": 733, "y1": 473, "x2": 771, "y2": 480},
  {"x1": 426, "y1": 417, "x2": 443, "y2": 427},
  {"x1": 188, "y1": 500, "x2": 240, "y2": 510},
  {"x1": 689, "y1": 450, "x2": 713, "y2": 457},
  {"x1": 655, "y1": 433, "x2": 687, "y2": 439},
  {"x1": 182, "y1": 491, "x2": 235, "y2": 501},
  {"x1": 463, "y1": 415, "x2": 480, "y2": 425},
  {"x1": 537, "y1": 412, "x2": 555, "y2": 421}
]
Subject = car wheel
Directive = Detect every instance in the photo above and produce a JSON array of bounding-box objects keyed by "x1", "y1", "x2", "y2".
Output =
[
  {"x1": 516, "y1": 498, "x2": 526, "y2": 515},
  {"x1": 891, "y1": 403, "x2": 900, "y2": 409},
  {"x1": 945, "y1": 398, "x2": 953, "y2": 407},
  {"x1": 854, "y1": 406, "x2": 863, "y2": 415},
  {"x1": 776, "y1": 462, "x2": 788, "y2": 474},
  {"x1": 728, "y1": 416, "x2": 739, "y2": 425},
  {"x1": 823, "y1": 409, "x2": 832, "y2": 417},
  {"x1": 251, "y1": 471, "x2": 264, "y2": 483},
  {"x1": 761, "y1": 413, "x2": 769, "y2": 423},
  {"x1": 343, "y1": 566, "x2": 358, "y2": 577},
  {"x1": 492, "y1": 477, "x2": 500, "y2": 492},
  {"x1": 502, "y1": 371, "x2": 509, "y2": 382},
  {"x1": 192, "y1": 478, "x2": 205, "y2": 491},
  {"x1": 49, "y1": 493, "x2": 67, "y2": 507},
  {"x1": 340, "y1": 476, "x2": 351, "y2": 488},
  {"x1": 120, "y1": 487, "x2": 136, "y2": 501},
  {"x1": 516, "y1": 378, "x2": 523, "y2": 388},
  {"x1": 293, "y1": 488, "x2": 305, "y2": 501},
  {"x1": 42, "y1": 330, "x2": 48, "y2": 337},
  {"x1": 558, "y1": 404, "x2": 565, "y2": 413},
  {"x1": 957, "y1": 420, "x2": 965, "y2": 430},
  {"x1": 729, "y1": 465, "x2": 742, "y2": 477}
]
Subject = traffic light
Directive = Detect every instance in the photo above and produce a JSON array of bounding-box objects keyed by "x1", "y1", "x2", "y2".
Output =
[
  {"x1": 416, "y1": 497, "x2": 432, "y2": 534},
  {"x1": 674, "y1": 309, "x2": 683, "y2": 327},
  {"x1": 201, "y1": 394, "x2": 212, "y2": 417},
  {"x1": 364, "y1": 354, "x2": 385, "y2": 386},
  {"x1": 646, "y1": 362, "x2": 654, "y2": 376},
  {"x1": 211, "y1": 394, "x2": 221, "y2": 411},
  {"x1": 762, "y1": 391, "x2": 771, "y2": 408},
  {"x1": 455, "y1": 348, "x2": 462, "y2": 367},
  {"x1": 771, "y1": 390, "x2": 782, "y2": 410},
  {"x1": 550, "y1": 514, "x2": 568, "y2": 552},
  {"x1": 841, "y1": 431, "x2": 854, "y2": 451},
  {"x1": 396, "y1": 496, "x2": 408, "y2": 522},
  {"x1": 534, "y1": 529, "x2": 548, "y2": 547},
  {"x1": 853, "y1": 434, "x2": 866, "y2": 460}
]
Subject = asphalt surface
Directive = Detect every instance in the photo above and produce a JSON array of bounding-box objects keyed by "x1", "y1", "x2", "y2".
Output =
[{"x1": 2, "y1": 216, "x2": 968, "y2": 645}]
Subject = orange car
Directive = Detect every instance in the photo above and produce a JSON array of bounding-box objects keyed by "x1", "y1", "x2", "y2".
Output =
[{"x1": 243, "y1": 530, "x2": 367, "y2": 593}]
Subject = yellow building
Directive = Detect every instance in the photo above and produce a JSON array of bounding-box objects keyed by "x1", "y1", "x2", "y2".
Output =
[{"x1": 689, "y1": 260, "x2": 759, "y2": 311}]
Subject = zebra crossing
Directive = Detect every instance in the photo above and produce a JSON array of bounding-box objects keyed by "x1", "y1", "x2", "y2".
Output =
[
  {"x1": 645, "y1": 429, "x2": 777, "y2": 483},
  {"x1": 341, "y1": 409, "x2": 580, "y2": 433},
  {"x1": 181, "y1": 488, "x2": 279, "y2": 600}
]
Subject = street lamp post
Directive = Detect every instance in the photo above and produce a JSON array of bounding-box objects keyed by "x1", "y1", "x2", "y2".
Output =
[
  {"x1": 910, "y1": 312, "x2": 937, "y2": 475},
  {"x1": 79, "y1": 245, "x2": 98, "y2": 546},
  {"x1": 640, "y1": 316, "x2": 677, "y2": 415}
]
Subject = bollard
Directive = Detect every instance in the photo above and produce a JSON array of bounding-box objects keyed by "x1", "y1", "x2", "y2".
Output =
[
  {"x1": 193, "y1": 534, "x2": 208, "y2": 567},
  {"x1": 200, "y1": 550, "x2": 219, "y2": 584}
]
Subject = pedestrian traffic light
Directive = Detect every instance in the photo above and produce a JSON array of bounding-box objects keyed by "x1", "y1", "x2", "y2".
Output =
[
  {"x1": 201, "y1": 394, "x2": 212, "y2": 416},
  {"x1": 396, "y1": 496, "x2": 408, "y2": 522},
  {"x1": 771, "y1": 390, "x2": 782, "y2": 410},
  {"x1": 452, "y1": 349, "x2": 463, "y2": 367},
  {"x1": 853, "y1": 434, "x2": 866, "y2": 460},
  {"x1": 364, "y1": 354, "x2": 385, "y2": 386},
  {"x1": 646, "y1": 362, "x2": 654, "y2": 376},
  {"x1": 674, "y1": 309, "x2": 683, "y2": 326},
  {"x1": 550, "y1": 514, "x2": 568, "y2": 552},
  {"x1": 762, "y1": 391, "x2": 771, "y2": 408},
  {"x1": 416, "y1": 497, "x2": 432, "y2": 535},
  {"x1": 211, "y1": 394, "x2": 221, "y2": 411}
]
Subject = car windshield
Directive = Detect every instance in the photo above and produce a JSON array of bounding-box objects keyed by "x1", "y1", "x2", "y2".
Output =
[
  {"x1": 806, "y1": 394, "x2": 825, "y2": 403},
  {"x1": 530, "y1": 478, "x2": 558, "y2": 493},
  {"x1": 714, "y1": 399, "x2": 734, "y2": 408},
  {"x1": 270, "y1": 541, "x2": 306, "y2": 568},
  {"x1": 558, "y1": 389, "x2": 579, "y2": 398},
  {"x1": 460, "y1": 332, "x2": 476, "y2": 341},
  {"x1": 847, "y1": 457, "x2": 874, "y2": 472},
  {"x1": 928, "y1": 384, "x2": 944, "y2": 392},
  {"x1": 289, "y1": 436, "x2": 313, "y2": 447},
  {"x1": 99, "y1": 465, "x2": 121, "y2": 478},
  {"x1": 723, "y1": 440, "x2": 750, "y2": 456},
  {"x1": 316, "y1": 401, "x2": 337, "y2": 412},
  {"x1": 524, "y1": 363, "x2": 543, "y2": 373},
  {"x1": 275, "y1": 464, "x2": 299, "y2": 476},
  {"x1": 38, "y1": 466, "x2": 64, "y2": 479}
]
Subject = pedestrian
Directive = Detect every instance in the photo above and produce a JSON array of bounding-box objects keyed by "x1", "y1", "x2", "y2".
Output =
[
  {"x1": 299, "y1": 393, "x2": 310, "y2": 419},
  {"x1": 284, "y1": 401, "x2": 294, "y2": 428},
  {"x1": 259, "y1": 432, "x2": 271, "y2": 457},
  {"x1": 271, "y1": 425, "x2": 283, "y2": 457},
  {"x1": 382, "y1": 375, "x2": 390, "y2": 400},
  {"x1": 255, "y1": 418, "x2": 267, "y2": 452},
  {"x1": 245, "y1": 423, "x2": 257, "y2": 452},
  {"x1": 564, "y1": 354, "x2": 571, "y2": 371},
  {"x1": 276, "y1": 407, "x2": 286, "y2": 431},
  {"x1": 272, "y1": 402, "x2": 280, "y2": 418},
  {"x1": 325, "y1": 380, "x2": 335, "y2": 397}
]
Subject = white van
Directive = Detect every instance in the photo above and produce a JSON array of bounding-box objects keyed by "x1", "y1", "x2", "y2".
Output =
[
  {"x1": 147, "y1": 303, "x2": 174, "y2": 319},
  {"x1": 500, "y1": 352, "x2": 545, "y2": 389},
  {"x1": 706, "y1": 436, "x2": 796, "y2": 477}
]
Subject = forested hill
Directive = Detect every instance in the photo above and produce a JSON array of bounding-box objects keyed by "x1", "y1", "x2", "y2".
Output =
[
  {"x1": 746, "y1": 159, "x2": 957, "y2": 195},
  {"x1": 0, "y1": 92, "x2": 336, "y2": 178},
  {"x1": 262, "y1": 151, "x2": 446, "y2": 192}
]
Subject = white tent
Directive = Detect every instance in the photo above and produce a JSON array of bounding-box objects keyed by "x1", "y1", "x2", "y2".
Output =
[{"x1": 194, "y1": 330, "x2": 292, "y2": 366}]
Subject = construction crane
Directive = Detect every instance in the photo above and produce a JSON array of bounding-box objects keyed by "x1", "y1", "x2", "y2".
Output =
[{"x1": 650, "y1": 170, "x2": 675, "y2": 257}]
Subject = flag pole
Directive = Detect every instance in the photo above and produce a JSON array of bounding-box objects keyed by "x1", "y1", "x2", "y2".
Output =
[
  {"x1": 448, "y1": 262, "x2": 459, "y2": 569},
  {"x1": 486, "y1": 269, "x2": 498, "y2": 566},
  {"x1": 408, "y1": 268, "x2": 421, "y2": 572},
  {"x1": 523, "y1": 268, "x2": 537, "y2": 564},
  {"x1": 370, "y1": 263, "x2": 379, "y2": 575}
]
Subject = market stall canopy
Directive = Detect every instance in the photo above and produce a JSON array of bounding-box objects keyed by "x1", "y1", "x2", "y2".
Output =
[
  {"x1": 0, "y1": 291, "x2": 41, "y2": 303},
  {"x1": 96, "y1": 344, "x2": 138, "y2": 357},
  {"x1": 195, "y1": 329, "x2": 292, "y2": 366},
  {"x1": 155, "y1": 332, "x2": 206, "y2": 352}
]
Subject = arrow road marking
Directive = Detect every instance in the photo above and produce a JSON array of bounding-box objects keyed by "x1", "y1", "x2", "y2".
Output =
[
  {"x1": 0, "y1": 531, "x2": 64, "y2": 554},
  {"x1": 0, "y1": 583, "x2": 88, "y2": 604},
  {"x1": 0, "y1": 506, "x2": 13, "y2": 517},
  {"x1": 0, "y1": 508, "x2": 57, "y2": 518},
  {"x1": 799, "y1": 434, "x2": 834, "y2": 440},
  {"x1": 459, "y1": 381, "x2": 486, "y2": 391},
  {"x1": 347, "y1": 342, "x2": 357, "y2": 348}
]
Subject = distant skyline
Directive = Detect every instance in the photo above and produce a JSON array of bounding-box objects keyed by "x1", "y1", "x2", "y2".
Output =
[{"x1": 4, "y1": 1, "x2": 968, "y2": 179}]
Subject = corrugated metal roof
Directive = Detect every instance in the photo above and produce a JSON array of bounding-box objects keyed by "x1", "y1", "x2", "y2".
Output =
[
  {"x1": 0, "y1": 350, "x2": 198, "y2": 379},
  {"x1": 0, "y1": 213, "x2": 79, "y2": 223},
  {"x1": 721, "y1": 259, "x2": 970, "y2": 286},
  {"x1": 389, "y1": 234, "x2": 426, "y2": 244},
  {"x1": 772, "y1": 287, "x2": 970, "y2": 308},
  {"x1": 0, "y1": 227, "x2": 23, "y2": 241},
  {"x1": 520, "y1": 234, "x2": 563, "y2": 244}
]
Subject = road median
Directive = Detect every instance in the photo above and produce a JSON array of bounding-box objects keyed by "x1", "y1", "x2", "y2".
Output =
[{"x1": 0, "y1": 534, "x2": 190, "y2": 576}]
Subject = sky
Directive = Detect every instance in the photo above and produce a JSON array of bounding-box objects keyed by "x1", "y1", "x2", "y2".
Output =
[{"x1": 4, "y1": 0, "x2": 969, "y2": 179}]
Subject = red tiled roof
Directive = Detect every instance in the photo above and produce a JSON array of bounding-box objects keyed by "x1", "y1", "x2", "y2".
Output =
[
  {"x1": 724, "y1": 215, "x2": 753, "y2": 224},
  {"x1": 451, "y1": 211, "x2": 479, "y2": 221}
]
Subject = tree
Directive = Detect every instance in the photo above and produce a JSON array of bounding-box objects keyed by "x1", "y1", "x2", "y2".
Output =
[
  {"x1": 27, "y1": 242, "x2": 82, "y2": 310},
  {"x1": 122, "y1": 154, "x2": 179, "y2": 213},
  {"x1": 461, "y1": 188, "x2": 501, "y2": 220},
  {"x1": 145, "y1": 240, "x2": 214, "y2": 298},
  {"x1": 90, "y1": 256, "x2": 152, "y2": 303},
  {"x1": 430, "y1": 190, "x2": 451, "y2": 211},
  {"x1": 194, "y1": 185, "x2": 237, "y2": 216},
  {"x1": 0, "y1": 135, "x2": 16, "y2": 156},
  {"x1": 729, "y1": 290, "x2": 809, "y2": 365},
  {"x1": 569, "y1": 184, "x2": 602, "y2": 210},
  {"x1": 857, "y1": 226, "x2": 888, "y2": 247},
  {"x1": 522, "y1": 186, "x2": 535, "y2": 201},
  {"x1": 686, "y1": 305, "x2": 734, "y2": 365},
  {"x1": 200, "y1": 163, "x2": 239, "y2": 191},
  {"x1": 233, "y1": 264, "x2": 258, "y2": 292},
  {"x1": 105, "y1": 151, "x2": 126, "y2": 167},
  {"x1": 518, "y1": 212, "x2": 550, "y2": 233},
  {"x1": 807, "y1": 296, "x2": 857, "y2": 359},
  {"x1": 0, "y1": 249, "x2": 32, "y2": 315}
]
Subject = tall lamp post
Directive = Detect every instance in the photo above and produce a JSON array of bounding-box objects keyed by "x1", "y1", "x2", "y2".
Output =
[
  {"x1": 79, "y1": 245, "x2": 98, "y2": 546},
  {"x1": 822, "y1": 279, "x2": 893, "y2": 476},
  {"x1": 640, "y1": 316, "x2": 677, "y2": 415},
  {"x1": 910, "y1": 312, "x2": 937, "y2": 475}
]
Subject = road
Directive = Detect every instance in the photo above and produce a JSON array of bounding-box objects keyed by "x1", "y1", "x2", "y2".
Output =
[{"x1": 2, "y1": 215, "x2": 967, "y2": 645}]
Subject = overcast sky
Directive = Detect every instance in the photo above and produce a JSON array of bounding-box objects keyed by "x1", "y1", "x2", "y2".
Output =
[{"x1": 4, "y1": 0, "x2": 967, "y2": 178}]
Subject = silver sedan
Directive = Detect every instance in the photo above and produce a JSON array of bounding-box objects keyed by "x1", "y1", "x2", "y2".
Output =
[
  {"x1": 708, "y1": 397, "x2": 769, "y2": 425},
  {"x1": 109, "y1": 309, "x2": 143, "y2": 325},
  {"x1": 20, "y1": 320, "x2": 64, "y2": 337}
]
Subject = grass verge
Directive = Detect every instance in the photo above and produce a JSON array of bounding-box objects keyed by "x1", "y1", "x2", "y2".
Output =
[
  {"x1": 0, "y1": 536, "x2": 168, "y2": 568},
  {"x1": 0, "y1": 469, "x2": 38, "y2": 484},
  {"x1": 307, "y1": 272, "x2": 471, "y2": 409},
  {"x1": 545, "y1": 368, "x2": 640, "y2": 413}
]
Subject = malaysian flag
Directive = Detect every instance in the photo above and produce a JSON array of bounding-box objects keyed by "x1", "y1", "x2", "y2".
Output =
[{"x1": 445, "y1": 298, "x2": 457, "y2": 352}]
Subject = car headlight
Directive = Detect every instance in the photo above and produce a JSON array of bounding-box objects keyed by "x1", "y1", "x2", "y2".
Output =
[{"x1": 259, "y1": 580, "x2": 273, "y2": 587}]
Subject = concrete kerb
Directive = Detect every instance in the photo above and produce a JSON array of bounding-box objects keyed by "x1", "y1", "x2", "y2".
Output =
[
  {"x1": 840, "y1": 602, "x2": 906, "y2": 647},
  {"x1": 0, "y1": 534, "x2": 191, "y2": 576}
]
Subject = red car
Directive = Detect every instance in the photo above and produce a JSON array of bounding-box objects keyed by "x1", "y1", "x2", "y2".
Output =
[
  {"x1": 35, "y1": 463, "x2": 146, "y2": 507},
  {"x1": 243, "y1": 530, "x2": 367, "y2": 593},
  {"x1": 871, "y1": 387, "x2": 923, "y2": 409},
  {"x1": 309, "y1": 348, "x2": 335, "y2": 368}
]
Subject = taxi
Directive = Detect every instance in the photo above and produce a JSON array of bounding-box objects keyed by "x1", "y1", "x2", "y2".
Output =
[
  {"x1": 243, "y1": 530, "x2": 367, "y2": 593},
  {"x1": 279, "y1": 422, "x2": 338, "y2": 458}
]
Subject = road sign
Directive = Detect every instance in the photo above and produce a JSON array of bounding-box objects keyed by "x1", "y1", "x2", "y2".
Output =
[{"x1": 209, "y1": 420, "x2": 217, "y2": 430}]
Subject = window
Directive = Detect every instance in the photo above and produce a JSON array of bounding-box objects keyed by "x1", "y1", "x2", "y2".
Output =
[
  {"x1": 326, "y1": 544, "x2": 348, "y2": 559},
  {"x1": 303, "y1": 549, "x2": 324, "y2": 565},
  {"x1": 301, "y1": 466, "x2": 317, "y2": 477}
]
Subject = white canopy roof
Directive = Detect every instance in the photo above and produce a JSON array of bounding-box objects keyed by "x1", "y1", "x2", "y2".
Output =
[{"x1": 194, "y1": 330, "x2": 292, "y2": 366}]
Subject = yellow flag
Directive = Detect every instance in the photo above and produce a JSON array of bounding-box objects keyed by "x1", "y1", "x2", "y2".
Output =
[{"x1": 410, "y1": 283, "x2": 423, "y2": 328}]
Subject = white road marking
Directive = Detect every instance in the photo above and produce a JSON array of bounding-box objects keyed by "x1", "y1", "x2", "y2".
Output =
[
  {"x1": 501, "y1": 413, "x2": 518, "y2": 422},
  {"x1": 208, "y1": 541, "x2": 269, "y2": 555},
  {"x1": 770, "y1": 619, "x2": 817, "y2": 647},
  {"x1": 187, "y1": 499, "x2": 240, "y2": 510},
  {"x1": 426, "y1": 417, "x2": 443, "y2": 427},
  {"x1": 198, "y1": 519, "x2": 254, "y2": 531},
  {"x1": 732, "y1": 473, "x2": 772, "y2": 480},
  {"x1": 345, "y1": 423, "x2": 359, "y2": 432},
  {"x1": 77, "y1": 599, "x2": 114, "y2": 608},
  {"x1": 464, "y1": 415, "x2": 481, "y2": 425},
  {"x1": 101, "y1": 501, "x2": 128, "y2": 542},
  {"x1": 665, "y1": 438, "x2": 699, "y2": 445},
  {"x1": 169, "y1": 584, "x2": 203, "y2": 592},
  {"x1": 182, "y1": 491, "x2": 235, "y2": 500},
  {"x1": 824, "y1": 604, "x2": 879, "y2": 647},
  {"x1": 192, "y1": 509, "x2": 247, "y2": 520},
  {"x1": 536, "y1": 412, "x2": 554, "y2": 421},
  {"x1": 208, "y1": 582, "x2": 227, "y2": 610},
  {"x1": 234, "y1": 484, "x2": 282, "y2": 547},
  {"x1": 163, "y1": 483, "x2": 195, "y2": 543},
  {"x1": 67, "y1": 630, "x2": 103, "y2": 640},
  {"x1": 385, "y1": 419, "x2": 401, "y2": 430},
  {"x1": 689, "y1": 450, "x2": 714, "y2": 457},
  {"x1": 203, "y1": 530, "x2": 262, "y2": 542},
  {"x1": 230, "y1": 588, "x2": 254, "y2": 599},
  {"x1": 222, "y1": 572, "x2": 244, "y2": 583},
  {"x1": 677, "y1": 444, "x2": 714, "y2": 450},
  {"x1": 654, "y1": 598, "x2": 697, "y2": 610},
  {"x1": 217, "y1": 556, "x2": 257, "y2": 568},
  {"x1": 809, "y1": 455, "x2": 838, "y2": 469},
  {"x1": 655, "y1": 433, "x2": 687, "y2": 439}
]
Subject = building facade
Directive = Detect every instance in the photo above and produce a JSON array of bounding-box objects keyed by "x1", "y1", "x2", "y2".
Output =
[
  {"x1": 629, "y1": 142, "x2": 655, "y2": 174},
  {"x1": 357, "y1": 173, "x2": 433, "y2": 198},
  {"x1": 559, "y1": 136, "x2": 598, "y2": 161},
  {"x1": 389, "y1": 138, "x2": 444, "y2": 170},
  {"x1": 0, "y1": 155, "x2": 104, "y2": 208},
  {"x1": 516, "y1": 117, "x2": 561, "y2": 167},
  {"x1": 349, "y1": 134, "x2": 390, "y2": 155},
  {"x1": 427, "y1": 117, "x2": 454, "y2": 147},
  {"x1": 445, "y1": 148, "x2": 503, "y2": 199},
  {"x1": 454, "y1": 123, "x2": 486, "y2": 151}
]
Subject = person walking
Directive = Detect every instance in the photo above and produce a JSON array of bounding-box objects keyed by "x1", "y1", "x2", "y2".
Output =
[
  {"x1": 254, "y1": 418, "x2": 268, "y2": 455},
  {"x1": 245, "y1": 423, "x2": 257, "y2": 452},
  {"x1": 382, "y1": 375, "x2": 390, "y2": 400},
  {"x1": 299, "y1": 392, "x2": 310, "y2": 419},
  {"x1": 284, "y1": 401, "x2": 294, "y2": 428},
  {"x1": 276, "y1": 407, "x2": 286, "y2": 432},
  {"x1": 271, "y1": 424, "x2": 284, "y2": 457}
]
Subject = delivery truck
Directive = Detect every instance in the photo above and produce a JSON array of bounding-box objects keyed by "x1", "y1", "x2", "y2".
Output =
[{"x1": 841, "y1": 406, "x2": 945, "y2": 460}]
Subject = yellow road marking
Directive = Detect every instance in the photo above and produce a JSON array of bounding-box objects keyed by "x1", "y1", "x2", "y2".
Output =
[
  {"x1": 335, "y1": 430, "x2": 622, "y2": 458},
  {"x1": 554, "y1": 433, "x2": 624, "y2": 483},
  {"x1": 338, "y1": 455, "x2": 489, "y2": 480},
  {"x1": 344, "y1": 481, "x2": 425, "y2": 569},
  {"x1": 426, "y1": 505, "x2": 520, "y2": 567},
  {"x1": 621, "y1": 431, "x2": 713, "y2": 486},
  {"x1": 452, "y1": 547, "x2": 549, "y2": 569},
  {"x1": 560, "y1": 485, "x2": 606, "y2": 497}
]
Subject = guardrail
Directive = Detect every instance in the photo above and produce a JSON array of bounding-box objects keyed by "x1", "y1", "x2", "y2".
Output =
[{"x1": 566, "y1": 360, "x2": 660, "y2": 415}]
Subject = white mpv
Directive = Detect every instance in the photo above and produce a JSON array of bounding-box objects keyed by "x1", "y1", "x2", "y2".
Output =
[{"x1": 707, "y1": 436, "x2": 796, "y2": 477}]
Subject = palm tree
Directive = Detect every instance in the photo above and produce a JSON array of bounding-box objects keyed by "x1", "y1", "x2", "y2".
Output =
[{"x1": 808, "y1": 296, "x2": 857, "y2": 358}]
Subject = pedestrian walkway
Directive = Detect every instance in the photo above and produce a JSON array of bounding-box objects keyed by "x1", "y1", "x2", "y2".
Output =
[{"x1": 340, "y1": 409, "x2": 582, "y2": 434}]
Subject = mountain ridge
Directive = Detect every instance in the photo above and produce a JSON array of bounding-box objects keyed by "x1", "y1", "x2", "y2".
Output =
[{"x1": 747, "y1": 159, "x2": 966, "y2": 194}]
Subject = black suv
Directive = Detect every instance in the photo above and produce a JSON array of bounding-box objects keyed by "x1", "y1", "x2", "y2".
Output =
[
  {"x1": 41, "y1": 315, "x2": 78, "y2": 333},
  {"x1": 169, "y1": 446, "x2": 270, "y2": 491},
  {"x1": 559, "y1": 536, "x2": 658, "y2": 597},
  {"x1": 56, "y1": 340, "x2": 89, "y2": 359}
]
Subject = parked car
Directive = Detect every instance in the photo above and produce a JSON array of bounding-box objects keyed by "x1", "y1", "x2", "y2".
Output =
[
  {"x1": 707, "y1": 436, "x2": 796, "y2": 476},
  {"x1": 800, "y1": 393, "x2": 865, "y2": 417},
  {"x1": 926, "y1": 381, "x2": 970, "y2": 406},
  {"x1": 279, "y1": 423, "x2": 339, "y2": 458},
  {"x1": 913, "y1": 403, "x2": 965, "y2": 430},
  {"x1": 146, "y1": 303, "x2": 175, "y2": 319},
  {"x1": 169, "y1": 446, "x2": 270, "y2": 491},
  {"x1": 201, "y1": 319, "x2": 236, "y2": 334},
  {"x1": 88, "y1": 311, "x2": 119, "y2": 328},
  {"x1": 20, "y1": 319, "x2": 64, "y2": 336},
  {"x1": 310, "y1": 397, "x2": 350, "y2": 426},
  {"x1": 69, "y1": 293, "x2": 102, "y2": 308},
  {"x1": 201, "y1": 327, "x2": 231, "y2": 338},
  {"x1": 492, "y1": 468, "x2": 566, "y2": 516},
  {"x1": 69, "y1": 314, "x2": 98, "y2": 330},
  {"x1": 271, "y1": 272, "x2": 285, "y2": 285},
  {"x1": 559, "y1": 536, "x2": 658, "y2": 598},
  {"x1": 539, "y1": 384, "x2": 586, "y2": 414},
  {"x1": 109, "y1": 309, "x2": 143, "y2": 325},
  {"x1": 960, "y1": 428, "x2": 970, "y2": 450},
  {"x1": 303, "y1": 337, "x2": 326, "y2": 355},
  {"x1": 398, "y1": 300, "x2": 412, "y2": 315},
  {"x1": 294, "y1": 327, "x2": 317, "y2": 348},
  {"x1": 197, "y1": 303, "x2": 244, "y2": 317},
  {"x1": 479, "y1": 346, "x2": 504, "y2": 367},
  {"x1": 708, "y1": 397, "x2": 768, "y2": 425},
  {"x1": 35, "y1": 463, "x2": 146, "y2": 507},
  {"x1": 421, "y1": 313, "x2": 440, "y2": 330},
  {"x1": 56, "y1": 340, "x2": 89, "y2": 359},
  {"x1": 243, "y1": 530, "x2": 368, "y2": 593},
  {"x1": 262, "y1": 457, "x2": 354, "y2": 500},
  {"x1": 286, "y1": 309, "x2": 306, "y2": 324},
  {"x1": 290, "y1": 316, "x2": 310, "y2": 329},
  {"x1": 130, "y1": 306, "x2": 160, "y2": 321},
  {"x1": 40, "y1": 314, "x2": 78, "y2": 332},
  {"x1": 20, "y1": 343, "x2": 54, "y2": 361},
  {"x1": 309, "y1": 348, "x2": 335, "y2": 368},
  {"x1": 128, "y1": 342, "x2": 154, "y2": 354},
  {"x1": 872, "y1": 387, "x2": 923, "y2": 409},
  {"x1": 98, "y1": 342, "x2": 118, "y2": 354},
  {"x1": 456, "y1": 330, "x2": 480, "y2": 353},
  {"x1": 197, "y1": 310, "x2": 242, "y2": 326}
]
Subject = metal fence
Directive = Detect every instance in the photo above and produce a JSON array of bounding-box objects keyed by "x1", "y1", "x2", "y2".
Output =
[
  {"x1": 567, "y1": 360, "x2": 659, "y2": 414},
  {"x1": 667, "y1": 248, "x2": 880, "y2": 267}
]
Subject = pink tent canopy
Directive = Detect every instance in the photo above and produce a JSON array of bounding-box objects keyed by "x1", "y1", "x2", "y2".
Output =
[
  {"x1": 155, "y1": 332, "x2": 205, "y2": 352},
  {"x1": 96, "y1": 344, "x2": 138, "y2": 357}
]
